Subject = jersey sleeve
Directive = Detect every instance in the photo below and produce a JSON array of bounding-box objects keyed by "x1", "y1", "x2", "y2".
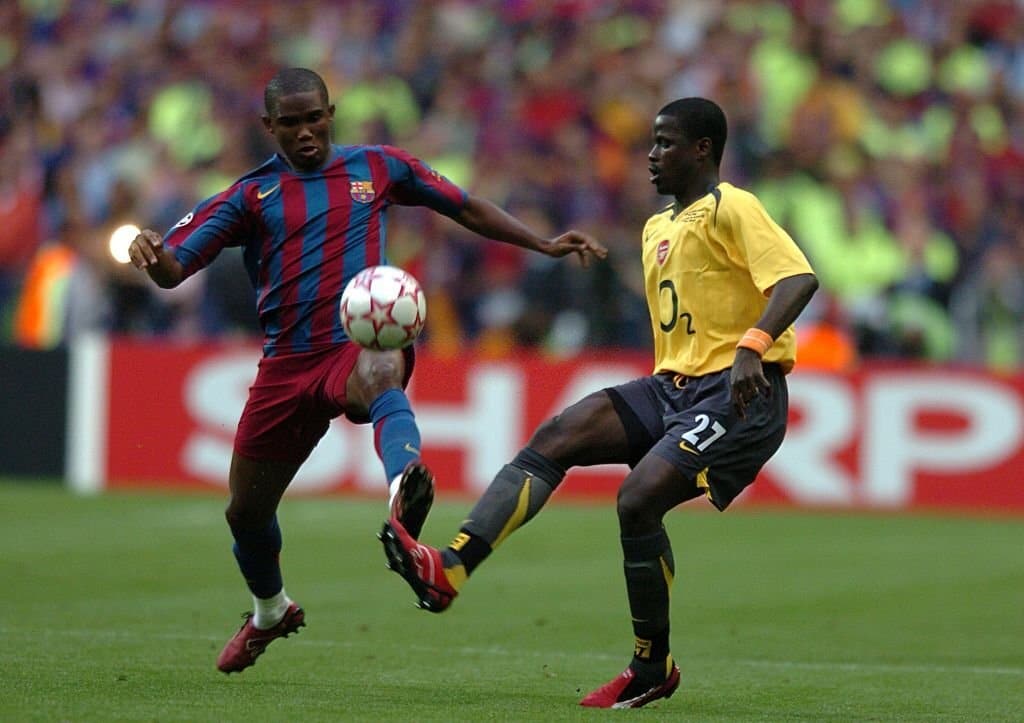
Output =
[
  {"x1": 378, "y1": 145, "x2": 468, "y2": 217},
  {"x1": 721, "y1": 188, "x2": 814, "y2": 294},
  {"x1": 162, "y1": 185, "x2": 251, "y2": 280}
]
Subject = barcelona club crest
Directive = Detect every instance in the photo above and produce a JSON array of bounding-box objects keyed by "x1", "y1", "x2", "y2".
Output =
[{"x1": 350, "y1": 181, "x2": 375, "y2": 203}]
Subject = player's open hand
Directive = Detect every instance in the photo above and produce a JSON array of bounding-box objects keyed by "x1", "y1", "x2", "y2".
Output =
[{"x1": 545, "y1": 231, "x2": 608, "y2": 267}]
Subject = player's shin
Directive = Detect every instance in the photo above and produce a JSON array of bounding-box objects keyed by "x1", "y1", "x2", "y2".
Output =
[
  {"x1": 370, "y1": 389, "x2": 421, "y2": 480},
  {"x1": 444, "y1": 447, "x2": 566, "y2": 580},
  {"x1": 622, "y1": 527, "x2": 675, "y2": 681},
  {"x1": 231, "y1": 516, "x2": 286, "y2": 620}
]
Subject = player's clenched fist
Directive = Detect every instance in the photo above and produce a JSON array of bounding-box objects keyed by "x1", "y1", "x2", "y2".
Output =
[
  {"x1": 128, "y1": 229, "x2": 166, "y2": 269},
  {"x1": 129, "y1": 228, "x2": 184, "y2": 288}
]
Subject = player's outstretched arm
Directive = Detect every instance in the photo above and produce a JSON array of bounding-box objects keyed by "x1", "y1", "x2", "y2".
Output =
[
  {"x1": 454, "y1": 195, "x2": 607, "y2": 266},
  {"x1": 128, "y1": 229, "x2": 186, "y2": 288}
]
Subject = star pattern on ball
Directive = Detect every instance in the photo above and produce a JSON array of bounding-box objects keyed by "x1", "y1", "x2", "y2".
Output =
[
  {"x1": 367, "y1": 294, "x2": 399, "y2": 334},
  {"x1": 339, "y1": 265, "x2": 426, "y2": 350}
]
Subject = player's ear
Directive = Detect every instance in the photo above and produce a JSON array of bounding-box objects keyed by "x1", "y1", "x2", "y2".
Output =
[
  {"x1": 327, "y1": 104, "x2": 336, "y2": 120},
  {"x1": 695, "y1": 136, "x2": 712, "y2": 161},
  {"x1": 261, "y1": 115, "x2": 273, "y2": 134}
]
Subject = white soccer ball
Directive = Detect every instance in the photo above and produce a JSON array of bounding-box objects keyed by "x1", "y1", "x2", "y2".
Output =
[{"x1": 339, "y1": 265, "x2": 427, "y2": 350}]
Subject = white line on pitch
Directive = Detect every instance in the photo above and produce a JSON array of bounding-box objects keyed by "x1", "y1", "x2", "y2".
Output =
[{"x1": 4, "y1": 627, "x2": 1022, "y2": 678}]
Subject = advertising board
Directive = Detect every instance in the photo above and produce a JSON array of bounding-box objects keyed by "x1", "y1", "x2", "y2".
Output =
[{"x1": 68, "y1": 337, "x2": 1024, "y2": 512}]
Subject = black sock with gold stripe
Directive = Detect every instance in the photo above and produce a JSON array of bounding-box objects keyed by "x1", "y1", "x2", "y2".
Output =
[
  {"x1": 443, "y1": 448, "x2": 566, "y2": 576},
  {"x1": 622, "y1": 528, "x2": 674, "y2": 675}
]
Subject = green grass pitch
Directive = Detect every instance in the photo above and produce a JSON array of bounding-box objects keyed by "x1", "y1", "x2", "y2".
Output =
[{"x1": 2, "y1": 480, "x2": 1022, "y2": 721}]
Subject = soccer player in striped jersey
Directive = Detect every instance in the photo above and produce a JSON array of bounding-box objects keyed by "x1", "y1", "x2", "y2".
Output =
[
  {"x1": 128, "y1": 67, "x2": 606, "y2": 674},
  {"x1": 380, "y1": 98, "x2": 818, "y2": 709}
]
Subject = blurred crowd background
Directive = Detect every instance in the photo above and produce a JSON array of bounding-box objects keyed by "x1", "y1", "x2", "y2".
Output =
[{"x1": 1, "y1": 0, "x2": 1022, "y2": 370}]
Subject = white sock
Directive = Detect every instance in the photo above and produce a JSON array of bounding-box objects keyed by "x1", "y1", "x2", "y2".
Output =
[
  {"x1": 388, "y1": 474, "x2": 402, "y2": 511},
  {"x1": 252, "y1": 589, "x2": 291, "y2": 629}
]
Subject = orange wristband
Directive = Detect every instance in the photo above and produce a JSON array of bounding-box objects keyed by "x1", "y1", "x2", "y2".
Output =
[{"x1": 736, "y1": 328, "x2": 773, "y2": 357}]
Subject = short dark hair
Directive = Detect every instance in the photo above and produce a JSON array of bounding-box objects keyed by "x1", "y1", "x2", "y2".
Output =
[
  {"x1": 657, "y1": 98, "x2": 728, "y2": 166},
  {"x1": 264, "y1": 68, "x2": 329, "y2": 117}
]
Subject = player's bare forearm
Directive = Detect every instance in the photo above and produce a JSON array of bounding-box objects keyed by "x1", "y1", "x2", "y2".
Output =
[
  {"x1": 751, "y1": 273, "x2": 818, "y2": 338},
  {"x1": 455, "y1": 196, "x2": 545, "y2": 250},
  {"x1": 128, "y1": 229, "x2": 186, "y2": 288},
  {"x1": 454, "y1": 195, "x2": 607, "y2": 265},
  {"x1": 730, "y1": 273, "x2": 817, "y2": 417}
]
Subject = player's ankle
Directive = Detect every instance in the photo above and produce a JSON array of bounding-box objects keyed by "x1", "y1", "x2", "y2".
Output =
[
  {"x1": 252, "y1": 589, "x2": 291, "y2": 629},
  {"x1": 444, "y1": 531, "x2": 492, "y2": 575},
  {"x1": 441, "y1": 560, "x2": 468, "y2": 592},
  {"x1": 630, "y1": 654, "x2": 673, "y2": 683}
]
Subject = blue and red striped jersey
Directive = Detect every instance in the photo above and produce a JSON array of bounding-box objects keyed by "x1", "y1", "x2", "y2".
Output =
[{"x1": 163, "y1": 144, "x2": 467, "y2": 356}]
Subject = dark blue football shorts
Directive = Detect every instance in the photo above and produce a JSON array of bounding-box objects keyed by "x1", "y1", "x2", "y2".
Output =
[{"x1": 604, "y1": 364, "x2": 788, "y2": 510}]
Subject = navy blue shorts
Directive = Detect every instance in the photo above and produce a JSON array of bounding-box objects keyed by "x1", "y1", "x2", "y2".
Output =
[{"x1": 605, "y1": 364, "x2": 788, "y2": 510}]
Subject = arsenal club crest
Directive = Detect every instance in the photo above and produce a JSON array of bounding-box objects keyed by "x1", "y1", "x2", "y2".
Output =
[
  {"x1": 350, "y1": 181, "x2": 375, "y2": 203},
  {"x1": 656, "y1": 239, "x2": 670, "y2": 265}
]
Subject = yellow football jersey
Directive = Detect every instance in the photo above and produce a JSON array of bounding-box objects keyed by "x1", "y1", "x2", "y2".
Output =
[{"x1": 641, "y1": 182, "x2": 814, "y2": 376}]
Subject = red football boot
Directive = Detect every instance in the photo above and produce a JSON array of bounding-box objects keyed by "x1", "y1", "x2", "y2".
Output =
[
  {"x1": 216, "y1": 601, "x2": 305, "y2": 673},
  {"x1": 379, "y1": 518, "x2": 458, "y2": 613},
  {"x1": 579, "y1": 662, "x2": 681, "y2": 708}
]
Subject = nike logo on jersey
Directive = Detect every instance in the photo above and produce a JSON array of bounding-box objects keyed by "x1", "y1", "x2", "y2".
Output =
[
  {"x1": 257, "y1": 183, "x2": 280, "y2": 200},
  {"x1": 403, "y1": 442, "x2": 420, "y2": 455},
  {"x1": 678, "y1": 440, "x2": 699, "y2": 455}
]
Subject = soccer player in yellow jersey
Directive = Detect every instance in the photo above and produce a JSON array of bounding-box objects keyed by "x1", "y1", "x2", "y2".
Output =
[{"x1": 380, "y1": 98, "x2": 818, "y2": 709}]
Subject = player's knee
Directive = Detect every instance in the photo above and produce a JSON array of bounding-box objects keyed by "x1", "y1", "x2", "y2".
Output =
[
  {"x1": 616, "y1": 486, "x2": 655, "y2": 534},
  {"x1": 528, "y1": 393, "x2": 618, "y2": 466},
  {"x1": 224, "y1": 502, "x2": 249, "y2": 533},
  {"x1": 225, "y1": 499, "x2": 270, "y2": 533},
  {"x1": 224, "y1": 504, "x2": 246, "y2": 533},
  {"x1": 527, "y1": 414, "x2": 577, "y2": 461},
  {"x1": 354, "y1": 350, "x2": 405, "y2": 397}
]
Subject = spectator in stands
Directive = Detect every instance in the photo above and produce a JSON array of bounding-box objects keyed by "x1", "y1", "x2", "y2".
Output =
[{"x1": 2, "y1": 0, "x2": 1023, "y2": 369}]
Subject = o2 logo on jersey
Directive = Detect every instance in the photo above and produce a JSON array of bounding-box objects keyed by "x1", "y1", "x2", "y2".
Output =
[
  {"x1": 658, "y1": 279, "x2": 695, "y2": 334},
  {"x1": 172, "y1": 212, "x2": 194, "y2": 229}
]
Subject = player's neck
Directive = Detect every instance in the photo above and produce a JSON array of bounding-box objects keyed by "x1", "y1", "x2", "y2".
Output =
[
  {"x1": 281, "y1": 144, "x2": 336, "y2": 173},
  {"x1": 673, "y1": 173, "x2": 720, "y2": 212}
]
